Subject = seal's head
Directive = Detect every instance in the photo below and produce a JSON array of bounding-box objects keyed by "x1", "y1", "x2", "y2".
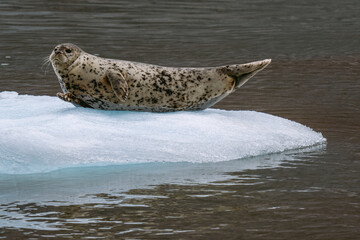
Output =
[{"x1": 50, "y1": 43, "x2": 82, "y2": 70}]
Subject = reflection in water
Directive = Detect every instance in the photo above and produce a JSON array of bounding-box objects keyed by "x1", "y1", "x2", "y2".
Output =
[
  {"x1": 0, "y1": 0, "x2": 360, "y2": 239},
  {"x1": 1, "y1": 146, "x2": 329, "y2": 239}
]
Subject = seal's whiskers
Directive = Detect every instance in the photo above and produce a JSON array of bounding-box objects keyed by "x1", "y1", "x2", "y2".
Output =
[{"x1": 41, "y1": 55, "x2": 52, "y2": 75}]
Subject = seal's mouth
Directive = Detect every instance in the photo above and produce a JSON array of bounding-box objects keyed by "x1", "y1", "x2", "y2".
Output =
[
  {"x1": 50, "y1": 52, "x2": 67, "y2": 66},
  {"x1": 50, "y1": 57, "x2": 60, "y2": 64}
]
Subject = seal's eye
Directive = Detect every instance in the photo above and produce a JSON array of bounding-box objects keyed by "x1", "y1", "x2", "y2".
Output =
[{"x1": 65, "y1": 49, "x2": 72, "y2": 53}]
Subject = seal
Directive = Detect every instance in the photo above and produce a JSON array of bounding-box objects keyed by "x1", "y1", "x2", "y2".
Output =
[{"x1": 50, "y1": 43, "x2": 271, "y2": 112}]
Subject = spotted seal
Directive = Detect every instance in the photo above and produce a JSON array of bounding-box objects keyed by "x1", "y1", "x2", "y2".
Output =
[{"x1": 50, "y1": 43, "x2": 271, "y2": 112}]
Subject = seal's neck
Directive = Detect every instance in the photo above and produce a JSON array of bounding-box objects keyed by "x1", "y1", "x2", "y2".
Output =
[{"x1": 67, "y1": 54, "x2": 83, "y2": 73}]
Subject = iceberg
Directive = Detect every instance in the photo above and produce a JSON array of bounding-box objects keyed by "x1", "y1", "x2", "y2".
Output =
[{"x1": 0, "y1": 91, "x2": 325, "y2": 174}]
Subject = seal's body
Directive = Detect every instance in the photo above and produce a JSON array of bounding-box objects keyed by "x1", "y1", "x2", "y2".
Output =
[{"x1": 50, "y1": 43, "x2": 271, "y2": 112}]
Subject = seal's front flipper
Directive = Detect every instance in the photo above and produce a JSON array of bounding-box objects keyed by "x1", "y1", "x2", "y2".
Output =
[
  {"x1": 56, "y1": 92, "x2": 92, "y2": 108},
  {"x1": 106, "y1": 69, "x2": 128, "y2": 102},
  {"x1": 57, "y1": 92, "x2": 79, "y2": 103}
]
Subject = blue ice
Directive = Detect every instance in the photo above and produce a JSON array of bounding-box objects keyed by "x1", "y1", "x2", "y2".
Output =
[{"x1": 0, "y1": 91, "x2": 326, "y2": 174}]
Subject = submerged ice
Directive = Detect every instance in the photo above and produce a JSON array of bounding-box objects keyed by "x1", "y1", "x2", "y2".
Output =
[{"x1": 0, "y1": 91, "x2": 326, "y2": 174}]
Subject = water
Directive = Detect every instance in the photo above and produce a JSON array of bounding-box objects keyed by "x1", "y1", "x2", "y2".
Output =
[{"x1": 0, "y1": 0, "x2": 359, "y2": 239}]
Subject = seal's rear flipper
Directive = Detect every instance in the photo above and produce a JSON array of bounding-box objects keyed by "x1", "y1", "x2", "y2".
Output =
[{"x1": 218, "y1": 59, "x2": 271, "y2": 90}]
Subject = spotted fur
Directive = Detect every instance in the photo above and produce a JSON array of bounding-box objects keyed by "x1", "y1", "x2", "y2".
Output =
[{"x1": 50, "y1": 43, "x2": 271, "y2": 112}]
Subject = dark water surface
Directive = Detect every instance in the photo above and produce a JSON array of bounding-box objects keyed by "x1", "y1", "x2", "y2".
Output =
[{"x1": 1, "y1": 0, "x2": 359, "y2": 239}]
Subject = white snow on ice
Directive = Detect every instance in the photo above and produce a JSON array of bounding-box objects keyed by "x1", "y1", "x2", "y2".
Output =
[{"x1": 0, "y1": 91, "x2": 325, "y2": 174}]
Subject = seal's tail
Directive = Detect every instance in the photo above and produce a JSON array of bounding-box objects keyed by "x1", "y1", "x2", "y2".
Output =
[{"x1": 218, "y1": 59, "x2": 271, "y2": 90}]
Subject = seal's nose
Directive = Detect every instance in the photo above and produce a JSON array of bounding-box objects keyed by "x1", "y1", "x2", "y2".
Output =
[{"x1": 54, "y1": 48, "x2": 61, "y2": 54}]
